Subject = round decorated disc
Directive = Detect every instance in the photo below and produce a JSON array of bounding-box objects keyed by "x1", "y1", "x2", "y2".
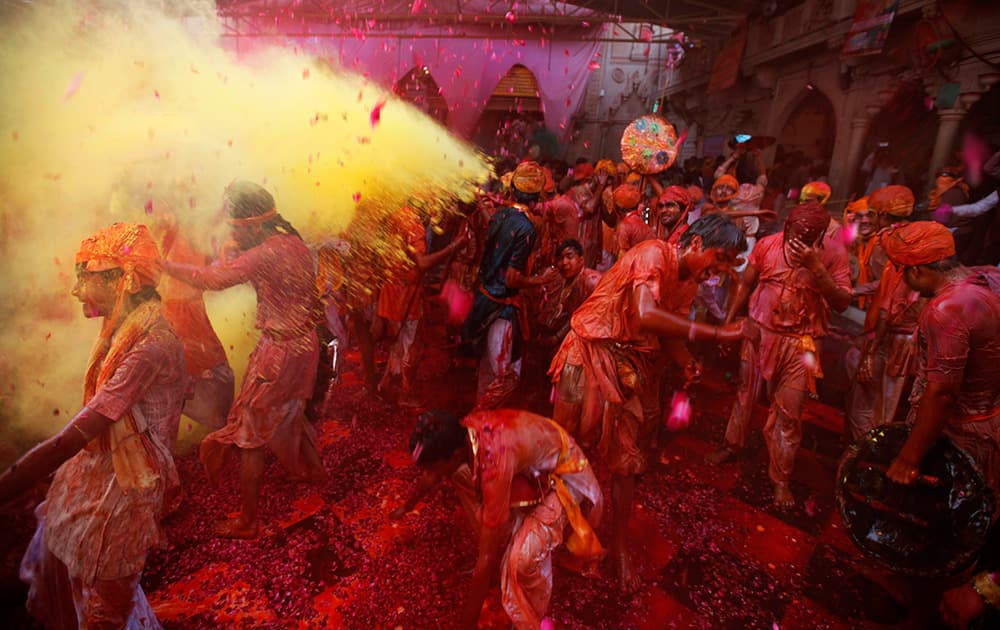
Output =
[{"x1": 620, "y1": 114, "x2": 679, "y2": 174}]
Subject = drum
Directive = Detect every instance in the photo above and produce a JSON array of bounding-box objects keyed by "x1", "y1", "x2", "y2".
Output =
[{"x1": 837, "y1": 423, "x2": 995, "y2": 576}]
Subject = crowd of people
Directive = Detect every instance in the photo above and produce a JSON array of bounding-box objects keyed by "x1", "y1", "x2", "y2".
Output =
[{"x1": 1, "y1": 135, "x2": 999, "y2": 628}]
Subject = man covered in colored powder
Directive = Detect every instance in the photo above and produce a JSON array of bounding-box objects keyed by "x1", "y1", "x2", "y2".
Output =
[
  {"x1": 549, "y1": 213, "x2": 747, "y2": 590},
  {"x1": 462, "y1": 161, "x2": 557, "y2": 410},
  {"x1": 611, "y1": 182, "x2": 655, "y2": 257},
  {"x1": 847, "y1": 187, "x2": 923, "y2": 439},
  {"x1": 653, "y1": 185, "x2": 693, "y2": 244},
  {"x1": 883, "y1": 221, "x2": 1000, "y2": 495},
  {"x1": 395, "y1": 409, "x2": 604, "y2": 630},
  {"x1": 151, "y1": 209, "x2": 235, "y2": 439},
  {"x1": 850, "y1": 185, "x2": 914, "y2": 309},
  {"x1": 708, "y1": 202, "x2": 851, "y2": 508},
  {"x1": 162, "y1": 181, "x2": 325, "y2": 538},
  {"x1": 376, "y1": 204, "x2": 468, "y2": 405},
  {"x1": 535, "y1": 239, "x2": 602, "y2": 348},
  {"x1": 0, "y1": 223, "x2": 185, "y2": 629}
]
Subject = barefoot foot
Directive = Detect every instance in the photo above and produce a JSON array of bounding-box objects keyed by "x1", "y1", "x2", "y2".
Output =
[{"x1": 773, "y1": 483, "x2": 794, "y2": 508}]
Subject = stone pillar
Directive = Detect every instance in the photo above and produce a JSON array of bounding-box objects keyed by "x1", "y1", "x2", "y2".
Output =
[
  {"x1": 842, "y1": 116, "x2": 872, "y2": 196},
  {"x1": 927, "y1": 108, "x2": 966, "y2": 180}
]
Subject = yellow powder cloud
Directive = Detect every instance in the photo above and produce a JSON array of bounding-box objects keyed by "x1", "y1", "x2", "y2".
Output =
[{"x1": 0, "y1": 0, "x2": 490, "y2": 457}]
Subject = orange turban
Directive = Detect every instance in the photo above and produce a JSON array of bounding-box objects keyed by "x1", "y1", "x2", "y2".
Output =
[
  {"x1": 686, "y1": 185, "x2": 703, "y2": 204},
  {"x1": 595, "y1": 159, "x2": 616, "y2": 177},
  {"x1": 711, "y1": 175, "x2": 738, "y2": 203},
  {"x1": 511, "y1": 161, "x2": 546, "y2": 194},
  {"x1": 800, "y1": 181, "x2": 832, "y2": 205},
  {"x1": 843, "y1": 195, "x2": 868, "y2": 223},
  {"x1": 659, "y1": 185, "x2": 691, "y2": 208},
  {"x1": 76, "y1": 223, "x2": 162, "y2": 291},
  {"x1": 844, "y1": 196, "x2": 869, "y2": 214},
  {"x1": 624, "y1": 171, "x2": 642, "y2": 184},
  {"x1": 613, "y1": 184, "x2": 642, "y2": 210},
  {"x1": 880, "y1": 221, "x2": 955, "y2": 266},
  {"x1": 869, "y1": 185, "x2": 914, "y2": 217},
  {"x1": 573, "y1": 162, "x2": 594, "y2": 181}
]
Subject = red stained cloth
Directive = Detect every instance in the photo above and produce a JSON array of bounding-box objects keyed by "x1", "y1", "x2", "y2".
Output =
[
  {"x1": 158, "y1": 226, "x2": 228, "y2": 375},
  {"x1": 45, "y1": 308, "x2": 185, "y2": 583},
  {"x1": 914, "y1": 269, "x2": 1000, "y2": 416},
  {"x1": 549, "y1": 241, "x2": 678, "y2": 475},
  {"x1": 616, "y1": 211, "x2": 655, "y2": 255},
  {"x1": 573, "y1": 162, "x2": 594, "y2": 181},
  {"x1": 880, "y1": 221, "x2": 955, "y2": 266},
  {"x1": 659, "y1": 185, "x2": 691, "y2": 207},
  {"x1": 465, "y1": 409, "x2": 602, "y2": 531},
  {"x1": 166, "y1": 234, "x2": 319, "y2": 336},
  {"x1": 463, "y1": 410, "x2": 603, "y2": 629},
  {"x1": 747, "y1": 233, "x2": 852, "y2": 341}
]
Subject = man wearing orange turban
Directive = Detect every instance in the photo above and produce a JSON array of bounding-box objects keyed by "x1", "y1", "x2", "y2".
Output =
[
  {"x1": 882, "y1": 222, "x2": 1000, "y2": 505},
  {"x1": 800, "y1": 181, "x2": 831, "y2": 205},
  {"x1": 164, "y1": 181, "x2": 326, "y2": 539},
  {"x1": 152, "y1": 208, "x2": 234, "y2": 437},
  {"x1": 612, "y1": 183, "x2": 654, "y2": 257},
  {"x1": 568, "y1": 161, "x2": 611, "y2": 268},
  {"x1": 462, "y1": 161, "x2": 558, "y2": 410},
  {"x1": 708, "y1": 202, "x2": 852, "y2": 509},
  {"x1": 654, "y1": 185, "x2": 692, "y2": 244},
  {"x1": 0, "y1": 223, "x2": 185, "y2": 629},
  {"x1": 846, "y1": 212, "x2": 928, "y2": 441}
]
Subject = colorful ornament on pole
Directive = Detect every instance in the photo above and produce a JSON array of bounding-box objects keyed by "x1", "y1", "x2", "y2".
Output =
[{"x1": 621, "y1": 114, "x2": 679, "y2": 174}]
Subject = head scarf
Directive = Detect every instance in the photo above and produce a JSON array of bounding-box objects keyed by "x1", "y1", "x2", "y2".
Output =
[
  {"x1": 76, "y1": 223, "x2": 162, "y2": 292},
  {"x1": 595, "y1": 159, "x2": 616, "y2": 178},
  {"x1": 613, "y1": 184, "x2": 642, "y2": 210},
  {"x1": 880, "y1": 221, "x2": 956, "y2": 266},
  {"x1": 800, "y1": 181, "x2": 832, "y2": 205},
  {"x1": 869, "y1": 185, "x2": 914, "y2": 217},
  {"x1": 928, "y1": 169, "x2": 970, "y2": 210},
  {"x1": 843, "y1": 195, "x2": 869, "y2": 224},
  {"x1": 785, "y1": 201, "x2": 830, "y2": 242},
  {"x1": 573, "y1": 162, "x2": 594, "y2": 181},
  {"x1": 511, "y1": 160, "x2": 546, "y2": 194},
  {"x1": 659, "y1": 185, "x2": 691, "y2": 209},
  {"x1": 710, "y1": 174, "x2": 739, "y2": 203}
]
